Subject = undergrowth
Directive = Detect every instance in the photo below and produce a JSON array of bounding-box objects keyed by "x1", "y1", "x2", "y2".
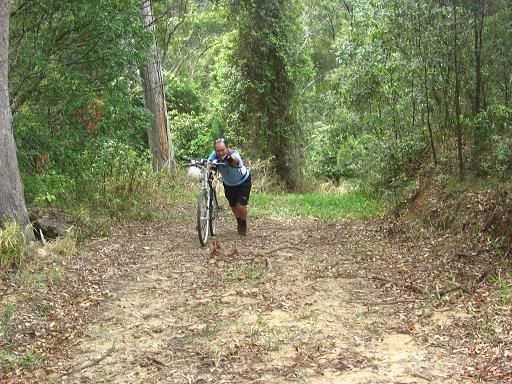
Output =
[{"x1": 26, "y1": 168, "x2": 193, "y2": 229}]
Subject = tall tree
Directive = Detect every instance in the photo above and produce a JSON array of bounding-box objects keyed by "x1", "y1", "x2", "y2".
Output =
[
  {"x1": 472, "y1": 1, "x2": 484, "y2": 114},
  {"x1": 227, "y1": 0, "x2": 309, "y2": 189},
  {"x1": 141, "y1": 0, "x2": 176, "y2": 172},
  {"x1": 0, "y1": 0, "x2": 32, "y2": 237},
  {"x1": 452, "y1": 0, "x2": 464, "y2": 179}
]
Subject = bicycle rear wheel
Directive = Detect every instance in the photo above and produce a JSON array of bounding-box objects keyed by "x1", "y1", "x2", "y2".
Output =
[
  {"x1": 209, "y1": 188, "x2": 219, "y2": 236},
  {"x1": 197, "y1": 189, "x2": 209, "y2": 246}
]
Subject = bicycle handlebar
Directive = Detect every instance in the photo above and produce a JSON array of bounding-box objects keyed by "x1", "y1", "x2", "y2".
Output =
[{"x1": 189, "y1": 159, "x2": 223, "y2": 168}]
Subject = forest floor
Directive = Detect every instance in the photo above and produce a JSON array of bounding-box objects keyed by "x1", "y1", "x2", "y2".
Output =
[{"x1": 1, "y1": 203, "x2": 511, "y2": 383}]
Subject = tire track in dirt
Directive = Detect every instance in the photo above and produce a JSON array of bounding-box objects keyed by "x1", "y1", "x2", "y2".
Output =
[{"x1": 35, "y1": 215, "x2": 469, "y2": 383}]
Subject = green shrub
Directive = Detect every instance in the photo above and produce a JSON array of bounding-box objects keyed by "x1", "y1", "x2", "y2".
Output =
[
  {"x1": 471, "y1": 105, "x2": 512, "y2": 178},
  {"x1": 23, "y1": 172, "x2": 75, "y2": 206},
  {"x1": 170, "y1": 112, "x2": 219, "y2": 160},
  {"x1": 336, "y1": 132, "x2": 425, "y2": 192}
]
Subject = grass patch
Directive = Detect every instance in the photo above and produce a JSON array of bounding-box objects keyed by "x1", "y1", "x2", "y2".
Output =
[
  {"x1": 0, "y1": 303, "x2": 16, "y2": 342},
  {"x1": 250, "y1": 190, "x2": 381, "y2": 220},
  {"x1": 0, "y1": 349, "x2": 43, "y2": 371},
  {"x1": 0, "y1": 221, "x2": 28, "y2": 272},
  {"x1": 490, "y1": 273, "x2": 511, "y2": 306},
  {"x1": 46, "y1": 231, "x2": 78, "y2": 258},
  {"x1": 225, "y1": 264, "x2": 266, "y2": 286}
]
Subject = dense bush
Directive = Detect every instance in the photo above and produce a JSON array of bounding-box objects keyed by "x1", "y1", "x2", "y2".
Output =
[{"x1": 471, "y1": 105, "x2": 512, "y2": 179}]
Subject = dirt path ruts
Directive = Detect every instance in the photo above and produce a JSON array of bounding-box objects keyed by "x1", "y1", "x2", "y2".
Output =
[{"x1": 30, "y1": 215, "x2": 471, "y2": 383}]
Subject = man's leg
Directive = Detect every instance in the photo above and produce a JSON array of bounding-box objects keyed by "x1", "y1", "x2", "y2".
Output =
[
  {"x1": 235, "y1": 203, "x2": 248, "y2": 235},
  {"x1": 235, "y1": 203, "x2": 247, "y2": 220}
]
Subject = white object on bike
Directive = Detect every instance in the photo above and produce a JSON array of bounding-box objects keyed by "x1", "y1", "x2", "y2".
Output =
[{"x1": 187, "y1": 166, "x2": 203, "y2": 180}]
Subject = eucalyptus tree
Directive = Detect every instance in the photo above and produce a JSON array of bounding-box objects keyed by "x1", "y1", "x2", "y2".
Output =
[
  {"x1": 0, "y1": 0, "x2": 32, "y2": 237},
  {"x1": 141, "y1": 0, "x2": 176, "y2": 172},
  {"x1": 452, "y1": 0, "x2": 464, "y2": 179}
]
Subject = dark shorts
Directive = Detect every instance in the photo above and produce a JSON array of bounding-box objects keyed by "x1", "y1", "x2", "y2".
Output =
[{"x1": 223, "y1": 174, "x2": 252, "y2": 207}]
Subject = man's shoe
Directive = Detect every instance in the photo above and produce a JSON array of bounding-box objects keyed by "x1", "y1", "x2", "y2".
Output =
[{"x1": 238, "y1": 219, "x2": 247, "y2": 236}]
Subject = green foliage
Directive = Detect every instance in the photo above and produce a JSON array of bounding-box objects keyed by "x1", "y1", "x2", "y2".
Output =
[
  {"x1": 0, "y1": 222, "x2": 28, "y2": 272},
  {"x1": 0, "y1": 349, "x2": 43, "y2": 371},
  {"x1": 221, "y1": 0, "x2": 313, "y2": 188},
  {"x1": 250, "y1": 191, "x2": 381, "y2": 220},
  {"x1": 6, "y1": 0, "x2": 512, "y2": 226},
  {"x1": 490, "y1": 274, "x2": 511, "y2": 306},
  {"x1": 307, "y1": 122, "x2": 346, "y2": 180},
  {"x1": 21, "y1": 137, "x2": 190, "y2": 223},
  {"x1": 170, "y1": 112, "x2": 220, "y2": 160},
  {"x1": 0, "y1": 303, "x2": 15, "y2": 342},
  {"x1": 23, "y1": 173, "x2": 74, "y2": 207},
  {"x1": 332, "y1": 131, "x2": 426, "y2": 193},
  {"x1": 166, "y1": 77, "x2": 202, "y2": 115},
  {"x1": 471, "y1": 105, "x2": 512, "y2": 178},
  {"x1": 11, "y1": 0, "x2": 152, "y2": 203}
]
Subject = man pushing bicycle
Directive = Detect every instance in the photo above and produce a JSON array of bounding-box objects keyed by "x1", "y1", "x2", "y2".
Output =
[{"x1": 207, "y1": 138, "x2": 252, "y2": 236}]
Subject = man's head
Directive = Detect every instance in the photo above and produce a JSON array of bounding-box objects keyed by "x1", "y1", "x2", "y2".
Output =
[{"x1": 214, "y1": 138, "x2": 229, "y2": 158}]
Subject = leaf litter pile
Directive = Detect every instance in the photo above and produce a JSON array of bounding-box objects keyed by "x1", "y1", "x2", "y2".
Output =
[{"x1": 1, "y1": 205, "x2": 511, "y2": 383}]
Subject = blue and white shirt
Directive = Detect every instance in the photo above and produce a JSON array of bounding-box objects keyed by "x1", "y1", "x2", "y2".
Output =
[{"x1": 208, "y1": 150, "x2": 250, "y2": 187}]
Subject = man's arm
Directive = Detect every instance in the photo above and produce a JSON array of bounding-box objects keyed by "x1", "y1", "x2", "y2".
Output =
[{"x1": 224, "y1": 151, "x2": 241, "y2": 166}]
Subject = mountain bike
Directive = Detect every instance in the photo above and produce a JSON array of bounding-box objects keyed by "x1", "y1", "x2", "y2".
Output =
[{"x1": 189, "y1": 159, "x2": 222, "y2": 246}]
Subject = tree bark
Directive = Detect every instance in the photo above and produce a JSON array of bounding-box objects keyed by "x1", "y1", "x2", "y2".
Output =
[
  {"x1": 0, "y1": 0, "x2": 33, "y2": 239},
  {"x1": 424, "y1": 61, "x2": 437, "y2": 166},
  {"x1": 452, "y1": 0, "x2": 464, "y2": 180},
  {"x1": 141, "y1": 0, "x2": 176, "y2": 172},
  {"x1": 474, "y1": 3, "x2": 484, "y2": 114},
  {"x1": 416, "y1": 3, "x2": 436, "y2": 166}
]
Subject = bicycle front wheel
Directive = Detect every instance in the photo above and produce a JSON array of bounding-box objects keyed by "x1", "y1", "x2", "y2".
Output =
[
  {"x1": 197, "y1": 189, "x2": 209, "y2": 246},
  {"x1": 209, "y1": 188, "x2": 219, "y2": 236}
]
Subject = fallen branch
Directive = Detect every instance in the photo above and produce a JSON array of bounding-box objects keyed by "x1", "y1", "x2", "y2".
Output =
[
  {"x1": 361, "y1": 274, "x2": 472, "y2": 299},
  {"x1": 59, "y1": 343, "x2": 115, "y2": 378},
  {"x1": 147, "y1": 356, "x2": 168, "y2": 368},
  {"x1": 363, "y1": 299, "x2": 425, "y2": 306},
  {"x1": 368, "y1": 275, "x2": 428, "y2": 295}
]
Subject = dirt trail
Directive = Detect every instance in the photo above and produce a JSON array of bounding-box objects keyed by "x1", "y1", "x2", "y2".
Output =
[{"x1": 30, "y1": 215, "x2": 472, "y2": 383}]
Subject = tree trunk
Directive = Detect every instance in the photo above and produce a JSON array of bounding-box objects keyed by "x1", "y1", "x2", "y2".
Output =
[
  {"x1": 443, "y1": 56, "x2": 451, "y2": 137},
  {"x1": 141, "y1": 0, "x2": 176, "y2": 172},
  {"x1": 424, "y1": 61, "x2": 437, "y2": 166},
  {"x1": 411, "y1": 77, "x2": 416, "y2": 130},
  {"x1": 0, "y1": 0, "x2": 33, "y2": 239},
  {"x1": 470, "y1": 2, "x2": 485, "y2": 173},
  {"x1": 452, "y1": 0, "x2": 464, "y2": 180},
  {"x1": 416, "y1": 4, "x2": 436, "y2": 166},
  {"x1": 474, "y1": 5, "x2": 485, "y2": 115},
  {"x1": 474, "y1": 4, "x2": 484, "y2": 114}
]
